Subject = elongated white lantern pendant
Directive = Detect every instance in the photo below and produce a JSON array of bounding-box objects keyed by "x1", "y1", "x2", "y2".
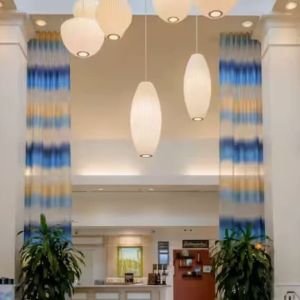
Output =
[
  {"x1": 195, "y1": 0, "x2": 237, "y2": 19},
  {"x1": 96, "y1": 0, "x2": 132, "y2": 40},
  {"x1": 153, "y1": 0, "x2": 191, "y2": 23},
  {"x1": 184, "y1": 53, "x2": 211, "y2": 121},
  {"x1": 130, "y1": 81, "x2": 162, "y2": 158}
]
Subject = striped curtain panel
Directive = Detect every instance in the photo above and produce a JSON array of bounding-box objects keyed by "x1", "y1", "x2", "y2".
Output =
[
  {"x1": 25, "y1": 32, "x2": 72, "y2": 240},
  {"x1": 219, "y1": 33, "x2": 265, "y2": 238}
]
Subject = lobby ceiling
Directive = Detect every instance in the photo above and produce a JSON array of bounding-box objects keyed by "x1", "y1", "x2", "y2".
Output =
[
  {"x1": 33, "y1": 15, "x2": 256, "y2": 141},
  {"x1": 25, "y1": 15, "x2": 259, "y2": 185},
  {"x1": 14, "y1": 0, "x2": 277, "y2": 16}
]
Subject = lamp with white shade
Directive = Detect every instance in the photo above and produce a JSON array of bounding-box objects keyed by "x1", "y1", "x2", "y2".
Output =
[
  {"x1": 96, "y1": 0, "x2": 132, "y2": 40},
  {"x1": 184, "y1": 16, "x2": 211, "y2": 121},
  {"x1": 61, "y1": 17, "x2": 105, "y2": 58},
  {"x1": 153, "y1": 0, "x2": 191, "y2": 23},
  {"x1": 131, "y1": 82, "x2": 162, "y2": 158},
  {"x1": 73, "y1": 0, "x2": 99, "y2": 18},
  {"x1": 195, "y1": 0, "x2": 237, "y2": 19},
  {"x1": 130, "y1": 0, "x2": 162, "y2": 158}
]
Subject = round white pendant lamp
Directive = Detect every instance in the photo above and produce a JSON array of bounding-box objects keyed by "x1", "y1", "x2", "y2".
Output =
[
  {"x1": 184, "y1": 53, "x2": 211, "y2": 121},
  {"x1": 131, "y1": 81, "x2": 162, "y2": 158},
  {"x1": 195, "y1": 0, "x2": 237, "y2": 19},
  {"x1": 96, "y1": 0, "x2": 132, "y2": 40},
  {"x1": 61, "y1": 17, "x2": 105, "y2": 58},
  {"x1": 153, "y1": 0, "x2": 191, "y2": 23},
  {"x1": 73, "y1": 0, "x2": 99, "y2": 18}
]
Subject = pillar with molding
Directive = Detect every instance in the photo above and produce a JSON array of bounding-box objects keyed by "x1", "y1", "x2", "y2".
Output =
[
  {"x1": 0, "y1": 13, "x2": 30, "y2": 284},
  {"x1": 255, "y1": 16, "x2": 300, "y2": 299}
]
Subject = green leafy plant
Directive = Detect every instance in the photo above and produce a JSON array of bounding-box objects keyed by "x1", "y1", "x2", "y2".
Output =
[
  {"x1": 19, "y1": 214, "x2": 84, "y2": 300},
  {"x1": 212, "y1": 226, "x2": 272, "y2": 300}
]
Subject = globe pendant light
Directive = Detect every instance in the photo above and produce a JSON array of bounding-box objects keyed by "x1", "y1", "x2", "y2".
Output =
[
  {"x1": 195, "y1": 0, "x2": 237, "y2": 19},
  {"x1": 153, "y1": 0, "x2": 191, "y2": 23},
  {"x1": 73, "y1": 0, "x2": 99, "y2": 18},
  {"x1": 96, "y1": 0, "x2": 132, "y2": 41},
  {"x1": 184, "y1": 16, "x2": 211, "y2": 121},
  {"x1": 61, "y1": 17, "x2": 105, "y2": 58},
  {"x1": 130, "y1": 0, "x2": 162, "y2": 158}
]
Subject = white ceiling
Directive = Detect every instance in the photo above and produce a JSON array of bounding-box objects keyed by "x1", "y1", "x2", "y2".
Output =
[
  {"x1": 68, "y1": 16, "x2": 257, "y2": 185},
  {"x1": 15, "y1": 0, "x2": 277, "y2": 16}
]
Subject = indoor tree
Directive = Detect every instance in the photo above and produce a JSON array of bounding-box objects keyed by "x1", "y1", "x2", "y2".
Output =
[
  {"x1": 212, "y1": 226, "x2": 272, "y2": 300},
  {"x1": 19, "y1": 214, "x2": 84, "y2": 300}
]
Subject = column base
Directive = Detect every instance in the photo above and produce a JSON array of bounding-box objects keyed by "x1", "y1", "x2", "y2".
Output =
[{"x1": 275, "y1": 284, "x2": 300, "y2": 299}]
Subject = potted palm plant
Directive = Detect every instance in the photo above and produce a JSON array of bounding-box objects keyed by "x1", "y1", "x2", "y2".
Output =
[
  {"x1": 212, "y1": 226, "x2": 272, "y2": 300},
  {"x1": 19, "y1": 214, "x2": 84, "y2": 300}
]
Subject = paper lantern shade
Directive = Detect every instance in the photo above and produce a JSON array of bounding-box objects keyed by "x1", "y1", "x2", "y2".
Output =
[
  {"x1": 130, "y1": 81, "x2": 162, "y2": 157},
  {"x1": 184, "y1": 53, "x2": 211, "y2": 121},
  {"x1": 61, "y1": 17, "x2": 105, "y2": 58},
  {"x1": 96, "y1": 0, "x2": 132, "y2": 40},
  {"x1": 195, "y1": 0, "x2": 237, "y2": 19},
  {"x1": 73, "y1": 0, "x2": 99, "y2": 18},
  {"x1": 153, "y1": 0, "x2": 191, "y2": 23}
]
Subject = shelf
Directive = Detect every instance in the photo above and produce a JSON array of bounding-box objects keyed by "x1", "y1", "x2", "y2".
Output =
[
  {"x1": 175, "y1": 256, "x2": 195, "y2": 260},
  {"x1": 182, "y1": 274, "x2": 202, "y2": 279}
]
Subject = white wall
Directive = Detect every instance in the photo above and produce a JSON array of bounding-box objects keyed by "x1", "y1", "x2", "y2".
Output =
[
  {"x1": 72, "y1": 139, "x2": 218, "y2": 179},
  {"x1": 0, "y1": 22, "x2": 27, "y2": 279},
  {"x1": 76, "y1": 245, "x2": 107, "y2": 285},
  {"x1": 72, "y1": 191, "x2": 219, "y2": 227},
  {"x1": 260, "y1": 17, "x2": 300, "y2": 298}
]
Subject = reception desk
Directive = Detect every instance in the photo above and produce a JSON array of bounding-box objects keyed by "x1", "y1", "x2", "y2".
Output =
[{"x1": 73, "y1": 284, "x2": 170, "y2": 300}]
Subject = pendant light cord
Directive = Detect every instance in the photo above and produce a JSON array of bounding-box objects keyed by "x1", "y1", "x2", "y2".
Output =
[
  {"x1": 81, "y1": 0, "x2": 85, "y2": 14},
  {"x1": 195, "y1": 15, "x2": 199, "y2": 53},
  {"x1": 144, "y1": 0, "x2": 148, "y2": 81}
]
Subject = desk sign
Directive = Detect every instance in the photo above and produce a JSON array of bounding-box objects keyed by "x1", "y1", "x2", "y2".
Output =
[{"x1": 182, "y1": 240, "x2": 209, "y2": 249}]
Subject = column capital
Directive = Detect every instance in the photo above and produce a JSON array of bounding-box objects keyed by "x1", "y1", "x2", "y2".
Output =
[
  {"x1": 253, "y1": 15, "x2": 300, "y2": 57},
  {"x1": 0, "y1": 11, "x2": 34, "y2": 58}
]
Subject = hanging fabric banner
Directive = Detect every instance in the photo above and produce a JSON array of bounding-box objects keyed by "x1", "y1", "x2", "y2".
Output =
[
  {"x1": 219, "y1": 33, "x2": 265, "y2": 238},
  {"x1": 25, "y1": 32, "x2": 72, "y2": 240}
]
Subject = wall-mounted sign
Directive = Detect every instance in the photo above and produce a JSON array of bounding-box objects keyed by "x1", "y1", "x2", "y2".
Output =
[{"x1": 182, "y1": 240, "x2": 209, "y2": 249}]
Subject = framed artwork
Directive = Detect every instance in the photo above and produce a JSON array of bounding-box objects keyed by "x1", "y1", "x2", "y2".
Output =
[{"x1": 117, "y1": 246, "x2": 143, "y2": 277}]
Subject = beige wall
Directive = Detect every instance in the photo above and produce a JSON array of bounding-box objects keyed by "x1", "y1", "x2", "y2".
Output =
[{"x1": 72, "y1": 191, "x2": 219, "y2": 227}]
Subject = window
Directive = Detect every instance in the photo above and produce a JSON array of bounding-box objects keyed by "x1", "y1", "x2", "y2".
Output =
[
  {"x1": 117, "y1": 247, "x2": 143, "y2": 277},
  {"x1": 158, "y1": 241, "x2": 169, "y2": 265}
]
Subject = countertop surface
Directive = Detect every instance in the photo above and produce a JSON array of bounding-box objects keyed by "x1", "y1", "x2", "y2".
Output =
[{"x1": 75, "y1": 284, "x2": 171, "y2": 289}]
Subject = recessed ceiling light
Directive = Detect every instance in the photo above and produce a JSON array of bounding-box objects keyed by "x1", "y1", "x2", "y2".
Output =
[
  {"x1": 35, "y1": 19, "x2": 47, "y2": 27},
  {"x1": 285, "y1": 1, "x2": 298, "y2": 10},
  {"x1": 0, "y1": 2, "x2": 4, "y2": 8},
  {"x1": 208, "y1": 10, "x2": 223, "y2": 19},
  {"x1": 242, "y1": 21, "x2": 254, "y2": 28}
]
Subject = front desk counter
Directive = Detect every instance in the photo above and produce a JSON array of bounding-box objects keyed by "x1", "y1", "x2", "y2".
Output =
[{"x1": 73, "y1": 284, "x2": 170, "y2": 300}]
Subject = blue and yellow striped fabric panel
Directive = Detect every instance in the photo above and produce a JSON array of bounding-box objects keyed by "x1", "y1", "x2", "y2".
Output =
[
  {"x1": 219, "y1": 33, "x2": 265, "y2": 238},
  {"x1": 25, "y1": 32, "x2": 72, "y2": 240}
]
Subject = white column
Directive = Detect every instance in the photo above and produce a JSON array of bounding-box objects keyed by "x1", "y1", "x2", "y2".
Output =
[
  {"x1": 255, "y1": 16, "x2": 300, "y2": 299},
  {"x1": 0, "y1": 13, "x2": 29, "y2": 281}
]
